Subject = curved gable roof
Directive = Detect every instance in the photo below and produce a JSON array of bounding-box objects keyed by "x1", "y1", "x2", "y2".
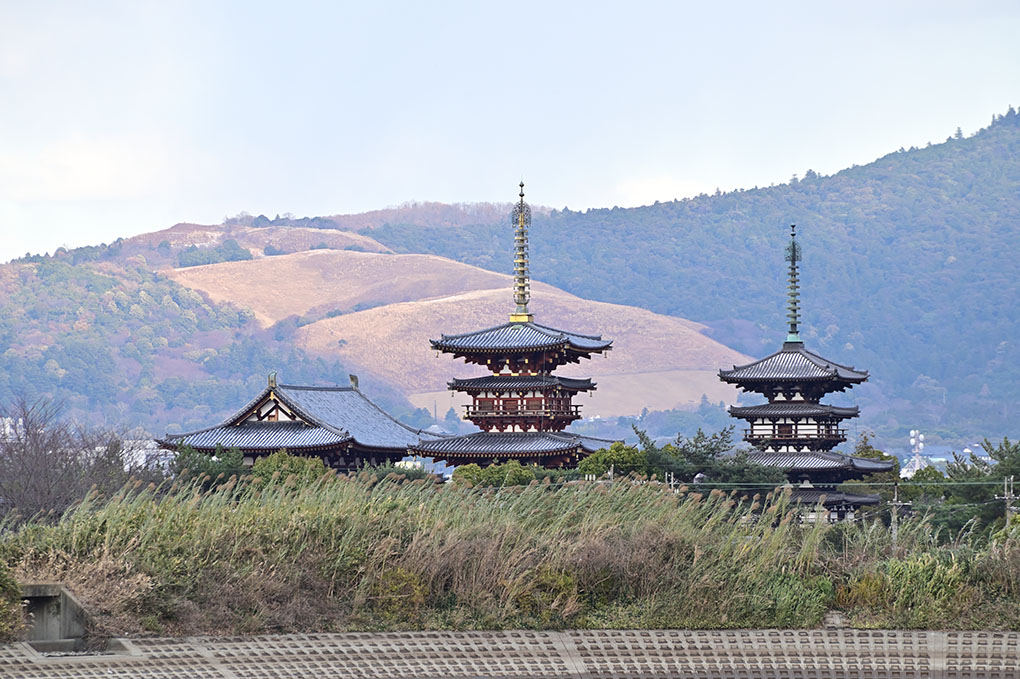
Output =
[
  {"x1": 411, "y1": 431, "x2": 614, "y2": 457},
  {"x1": 163, "y1": 383, "x2": 442, "y2": 453},
  {"x1": 274, "y1": 385, "x2": 441, "y2": 449},
  {"x1": 431, "y1": 321, "x2": 611, "y2": 354},
  {"x1": 719, "y1": 342, "x2": 868, "y2": 384}
]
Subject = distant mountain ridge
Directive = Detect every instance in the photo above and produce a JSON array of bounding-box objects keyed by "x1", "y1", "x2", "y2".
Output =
[
  {"x1": 2, "y1": 108, "x2": 1016, "y2": 447},
  {"x1": 360, "y1": 109, "x2": 1020, "y2": 444},
  {"x1": 167, "y1": 250, "x2": 747, "y2": 418}
]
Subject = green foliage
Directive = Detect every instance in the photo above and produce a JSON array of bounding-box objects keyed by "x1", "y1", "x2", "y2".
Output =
[
  {"x1": 171, "y1": 445, "x2": 245, "y2": 486},
  {"x1": 5, "y1": 477, "x2": 1020, "y2": 635},
  {"x1": 251, "y1": 450, "x2": 330, "y2": 485},
  {"x1": 451, "y1": 459, "x2": 537, "y2": 487},
  {"x1": 577, "y1": 442, "x2": 649, "y2": 478},
  {"x1": 0, "y1": 560, "x2": 22, "y2": 642},
  {"x1": 635, "y1": 426, "x2": 787, "y2": 485},
  {"x1": 177, "y1": 239, "x2": 253, "y2": 267},
  {"x1": 367, "y1": 110, "x2": 1020, "y2": 441},
  {"x1": 983, "y1": 437, "x2": 1020, "y2": 480},
  {"x1": 0, "y1": 255, "x2": 355, "y2": 431}
]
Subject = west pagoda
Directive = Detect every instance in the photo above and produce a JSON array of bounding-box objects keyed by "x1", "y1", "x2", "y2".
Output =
[
  {"x1": 410, "y1": 184, "x2": 614, "y2": 467},
  {"x1": 719, "y1": 225, "x2": 892, "y2": 519}
]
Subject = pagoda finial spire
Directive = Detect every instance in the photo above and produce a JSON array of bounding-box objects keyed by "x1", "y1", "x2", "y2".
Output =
[
  {"x1": 509, "y1": 181, "x2": 533, "y2": 323},
  {"x1": 785, "y1": 224, "x2": 802, "y2": 343}
]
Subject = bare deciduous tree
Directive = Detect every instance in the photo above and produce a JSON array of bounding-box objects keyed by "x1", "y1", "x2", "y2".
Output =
[{"x1": 0, "y1": 397, "x2": 163, "y2": 521}]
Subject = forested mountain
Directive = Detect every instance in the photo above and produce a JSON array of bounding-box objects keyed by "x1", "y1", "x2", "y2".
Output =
[
  {"x1": 366, "y1": 110, "x2": 1020, "y2": 445},
  {"x1": 2, "y1": 109, "x2": 1016, "y2": 447},
  {"x1": 0, "y1": 255, "x2": 369, "y2": 433}
]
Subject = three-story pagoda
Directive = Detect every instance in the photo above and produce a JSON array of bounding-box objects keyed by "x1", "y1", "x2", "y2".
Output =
[
  {"x1": 410, "y1": 184, "x2": 614, "y2": 467},
  {"x1": 719, "y1": 225, "x2": 892, "y2": 518}
]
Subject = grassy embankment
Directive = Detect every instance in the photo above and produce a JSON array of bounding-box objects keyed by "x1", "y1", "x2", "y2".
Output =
[{"x1": 1, "y1": 474, "x2": 1019, "y2": 639}]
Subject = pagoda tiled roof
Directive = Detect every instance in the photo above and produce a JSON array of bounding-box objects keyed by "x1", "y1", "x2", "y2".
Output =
[
  {"x1": 449, "y1": 375, "x2": 595, "y2": 392},
  {"x1": 729, "y1": 402, "x2": 860, "y2": 419},
  {"x1": 161, "y1": 384, "x2": 442, "y2": 454},
  {"x1": 719, "y1": 341, "x2": 868, "y2": 384},
  {"x1": 749, "y1": 450, "x2": 893, "y2": 473},
  {"x1": 431, "y1": 321, "x2": 611, "y2": 355},
  {"x1": 410, "y1": 431, "x2": 613, "y2": 458}
]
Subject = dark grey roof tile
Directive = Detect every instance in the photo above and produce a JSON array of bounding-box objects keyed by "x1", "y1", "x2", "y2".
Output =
[
  {"x1": 162, "y1": 422, "x2": 347, "y2": 451},
  {"x1": 449, "y1": 375, "x2": 595, "y2": 391},
  {"x1": 749, "y1": 450, "x2": 893, "y2": 472},
  {"x1": 432, "y1": 321, "x2": 611, "y2": 354},
  {"x1": 163, "y1": 384, "x2": 443, "y2": 453},
  {"x1": 720, "y1": 342, "x2": 868, "y2": 383},
  {"x1": 729, "y1": 403, "x2": 860, "y2": 418},
  {"x1": 411, "y1": 431, "x2": 613, "y2": 457}
]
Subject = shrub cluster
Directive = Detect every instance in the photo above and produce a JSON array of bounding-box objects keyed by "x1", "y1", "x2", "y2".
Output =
[{"x1": 3, "y1": 475, "x2": 1020, "y2": 638}]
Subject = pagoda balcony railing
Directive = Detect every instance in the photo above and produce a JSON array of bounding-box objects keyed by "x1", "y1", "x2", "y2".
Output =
[
  {"x1": 465, "y1": 405, "x2": 581, "y2": 419},
  {"x1": 743, "y1": 428, "x2": 847, "y2": 441}
]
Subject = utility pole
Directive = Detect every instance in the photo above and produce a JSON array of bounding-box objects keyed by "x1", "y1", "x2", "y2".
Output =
[
  {"x1": 996, "y1": 475, "x2": 1016, "y2": 525},
  {"x1": 889, "y1": 483, "x2": 910, "y2": 550}
]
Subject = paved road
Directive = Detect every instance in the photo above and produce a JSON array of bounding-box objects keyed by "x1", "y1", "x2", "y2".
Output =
[{"x1": 1, "y1": 629, "x2": 1017, "y2": 678}]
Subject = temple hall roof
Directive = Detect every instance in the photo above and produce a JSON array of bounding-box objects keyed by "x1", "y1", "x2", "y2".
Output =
[
  {"x1": 729, "y1": 403, "x2": 860, "y2": 419},
  {"x1": 410, "y1": 431, "x2": 613, "y2": 458},
  {"x1": 161, "y1": 384, "x2": 442, "y2": 454},
  {"x1": 749, "y1": 450, "x2": 893, "y2": 474},
  {"x1": 719, "y1": 341, "x2": 868, "y2": 384},
  {"x1": 787, "y1": 487, "x2": 882, "y2": 507},
  {"x1": 431, "y1": 321, "x2": 611, "y2": 355},
  {"x1": 449, "y1": 375, "x2": 595, "y2": 392},
  {"x1": 160, "y1": 422, "x2": 348, "y2": 452}
]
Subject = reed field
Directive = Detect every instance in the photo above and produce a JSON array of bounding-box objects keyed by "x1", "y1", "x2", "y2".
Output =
[{"x1": 1, "y1": 473, "x2": 1019, "y2": 640}]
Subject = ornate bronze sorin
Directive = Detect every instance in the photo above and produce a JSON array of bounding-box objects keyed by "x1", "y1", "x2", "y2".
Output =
[
  {"x1": 785, "y1": 224, "x2": 802, "y2": 342},
  {"x1": 510, "y1": 182, "x2": 533, "y2": 322}
]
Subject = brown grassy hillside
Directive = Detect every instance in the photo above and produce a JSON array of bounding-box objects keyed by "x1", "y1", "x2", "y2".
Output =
[
  {"x1": 166, "y1": 250, "x2": 565, "y2": 327},
  {"x1": 294, "y1": 288, "x2": 748, "y2": 417},
  {"x1": 167, "y1": 250, "x2": 748, "y2": 417}
]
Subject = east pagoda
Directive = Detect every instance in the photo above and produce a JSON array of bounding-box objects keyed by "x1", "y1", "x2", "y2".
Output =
[
  {"x1": 719, "y1": 225, "x2": 892, "y2": 519},
  {"x1": 410, "y1": 183, "x2": 614, "y2": 467}
]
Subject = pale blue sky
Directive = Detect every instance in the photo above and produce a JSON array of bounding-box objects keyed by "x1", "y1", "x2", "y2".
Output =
[{"x1": 1, "y1": 1, "x2": 1018, "y2": 263}]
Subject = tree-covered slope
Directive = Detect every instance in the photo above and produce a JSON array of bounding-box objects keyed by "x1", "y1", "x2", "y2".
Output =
[
  {"x1": 366, "y1": 110, "x2": 1020, "y2": 443},
  {"x1": 0, "y1": 253, "x2": 362, "y2": 434}
]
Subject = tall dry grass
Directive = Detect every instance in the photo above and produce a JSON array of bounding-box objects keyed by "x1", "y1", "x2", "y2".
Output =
[{"x1": 2, "y1": 474, "x2": 1019, "y2": 637}]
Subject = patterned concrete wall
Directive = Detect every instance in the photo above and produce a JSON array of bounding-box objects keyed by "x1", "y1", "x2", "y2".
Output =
[{"x1": 1, "y1": 629, "x2": 1017, "y2": 678}]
